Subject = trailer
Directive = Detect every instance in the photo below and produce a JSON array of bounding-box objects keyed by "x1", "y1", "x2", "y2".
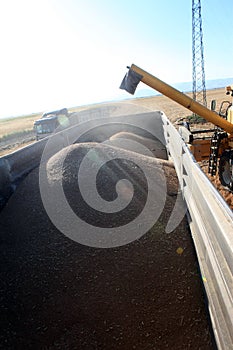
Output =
[{"x1": 0, "y1": 66, "x2": 232, "y2": 348}]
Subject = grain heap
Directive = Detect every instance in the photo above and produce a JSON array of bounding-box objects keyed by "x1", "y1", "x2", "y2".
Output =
[{"x1": 0, "y1": 130, "x2": 215, "y2": 349}]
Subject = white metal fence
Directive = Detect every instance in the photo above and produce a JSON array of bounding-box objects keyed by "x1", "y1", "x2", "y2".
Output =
[{"x1": 162, "y1": 113, "x2": 233, "y2": 350}]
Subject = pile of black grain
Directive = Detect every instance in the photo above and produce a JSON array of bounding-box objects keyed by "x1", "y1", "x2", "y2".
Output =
[{"x1": 0, "y1": 134, "x2": 215, "y2": 349}]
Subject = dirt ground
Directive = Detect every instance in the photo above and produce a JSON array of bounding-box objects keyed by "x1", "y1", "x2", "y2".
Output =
[
  {"x1": 0, "y1": 131, "x2": 35, "y2": 157},
  {"x1": 130, "y1": 88, "x2": 227, "y2": 122},
  {"x1": 0, "y1": 128, "x2": 216, "y2": 349}
]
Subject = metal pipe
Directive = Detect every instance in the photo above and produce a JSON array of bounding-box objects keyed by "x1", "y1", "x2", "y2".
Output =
[{"x1": 130, "y1": 64, "x2": 233, "y2": 134}]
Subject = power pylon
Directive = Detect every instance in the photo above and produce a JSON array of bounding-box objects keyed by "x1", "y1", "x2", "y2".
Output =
[{"x1": 192, "y1": 0, "x2": 207, "y2": 107}]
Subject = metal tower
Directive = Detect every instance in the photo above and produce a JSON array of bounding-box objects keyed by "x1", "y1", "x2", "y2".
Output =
[{"x1": 192, "y1": 0, "x2": 207, "y2": 107}]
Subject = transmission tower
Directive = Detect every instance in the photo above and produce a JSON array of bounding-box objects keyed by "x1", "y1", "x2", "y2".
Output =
[{"x1": 192, "y1": 0, "x2": 207, "y2": 107}]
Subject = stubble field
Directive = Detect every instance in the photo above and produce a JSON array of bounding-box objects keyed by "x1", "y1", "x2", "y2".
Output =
[{"x1": 0, "y1": 88, "x2": 226, "y2": 156}]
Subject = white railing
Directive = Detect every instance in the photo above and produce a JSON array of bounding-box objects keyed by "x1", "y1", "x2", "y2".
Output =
[{"x1": 162, "y1": 114, "x2": 233, "y2": 350}]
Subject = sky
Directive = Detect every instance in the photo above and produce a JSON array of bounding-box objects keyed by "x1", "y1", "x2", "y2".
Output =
[{"x1": 0, "y1": 0, "x2": 232, "y2": 118}]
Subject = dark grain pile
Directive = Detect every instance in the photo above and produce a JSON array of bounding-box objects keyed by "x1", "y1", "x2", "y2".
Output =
[{"x1": 0, "y1": 132, "x2": 216, "y2": 349}]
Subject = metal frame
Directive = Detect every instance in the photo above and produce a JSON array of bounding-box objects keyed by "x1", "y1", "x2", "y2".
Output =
[{"x1": 163, "y1": 113, "x2": 233, "y2": 350}]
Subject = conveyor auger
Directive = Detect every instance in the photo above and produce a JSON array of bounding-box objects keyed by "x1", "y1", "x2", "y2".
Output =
[{"x1": 120, "y1": 64, "x2": 233, "y2": 191}]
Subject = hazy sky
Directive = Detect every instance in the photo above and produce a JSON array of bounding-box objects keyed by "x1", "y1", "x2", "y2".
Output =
[{"x1": 0, "y1": 0, "x2": 232, "y2": 118}]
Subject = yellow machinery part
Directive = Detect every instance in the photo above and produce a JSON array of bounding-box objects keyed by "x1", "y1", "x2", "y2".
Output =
[
  {"x1": 130, "y1": 64, "x2": 233, "y2": 135},
  {"x1": 190, "y1": 138, "x2": 230, "y2": 161},
  {"x1": 227, "y1": 106, "x2": 233, "y2": 124}
]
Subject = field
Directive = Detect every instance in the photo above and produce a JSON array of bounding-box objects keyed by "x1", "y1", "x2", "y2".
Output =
[
  {"x1": 0, "y1": 88, "x2": 227, "y2": 157},
  {"x1": 0, "y1": 113, "x2": 40, "y2": 156},
  {"x1": 0, "y1": 113, "x2": 40, "y2": 138},
  {"x1": 131, "y1": 87, "x2": 227, "y2": 122}
]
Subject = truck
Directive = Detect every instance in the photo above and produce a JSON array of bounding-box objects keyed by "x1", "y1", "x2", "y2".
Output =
[{"x1": 33, "y1": 108, "x2": 69, "y2": 140}]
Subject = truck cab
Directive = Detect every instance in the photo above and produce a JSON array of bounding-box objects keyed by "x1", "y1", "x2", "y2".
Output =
[{"x1": 34, "y1": 108, "x2": 69, "y2": 140}]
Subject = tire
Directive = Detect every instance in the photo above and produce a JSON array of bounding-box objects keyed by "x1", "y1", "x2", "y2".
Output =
[{"x1": 219, "y1": 150, "x2": 233, "y2": 191}]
